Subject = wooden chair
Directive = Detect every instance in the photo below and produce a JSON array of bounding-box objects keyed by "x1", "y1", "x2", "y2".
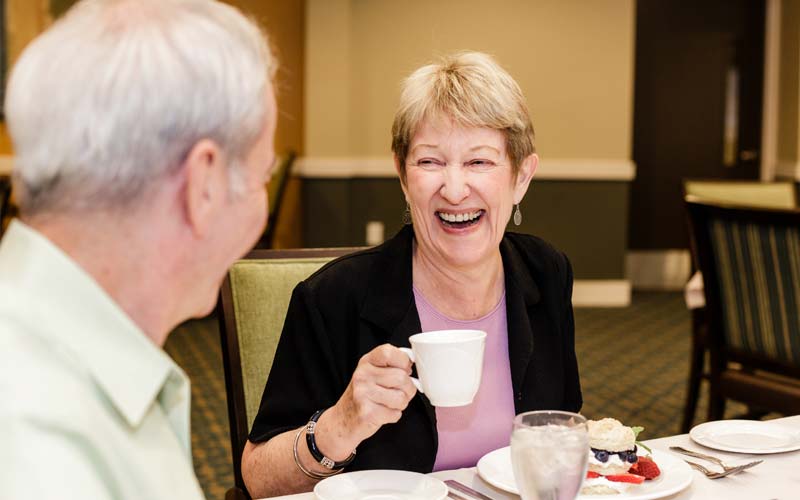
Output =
[
  {"x1": 0, "y1": 176, "x2": 11, "y2": 238},
  {"x1": 217, "y1": 247, "x2": 361, "y2": 500},
  {"x1": 680, "y1": 179, "x2": 797, "y2": 431},
  {"x1": 257, "y1": 151, "x2": 296, "y2": 249},
  {"x1": 685, "y1": 198, "x2": 800, "y2": 424}
]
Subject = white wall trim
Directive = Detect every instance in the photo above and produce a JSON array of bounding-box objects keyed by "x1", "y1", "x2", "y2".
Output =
[
  {"x1": 572, "y1": 280, "x2": 631, "y2": 307},
  {"x1": 0, "y1": 155, "x2": 13, "y2": 176},
  {"x1": 775, "y1": 161, "x2": 800, "y2": 180},
  {"x1": 626, "y1": 250, "x2": 692, "y2": 291},
  {"x1": 295, "y1": 156, "x2": 636, "y2": 181}
]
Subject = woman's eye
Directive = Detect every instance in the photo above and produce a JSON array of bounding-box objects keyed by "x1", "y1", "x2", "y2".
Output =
[
  {"x1": 414, "y1": 158, "x2": 443, "y2": 168},
  {"x1": 468, "y1": 159, "x2": 496, "y2": 170}
]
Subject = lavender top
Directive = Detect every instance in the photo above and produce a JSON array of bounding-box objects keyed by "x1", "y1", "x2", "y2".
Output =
[{"x1": 412, "y1": 286, "x2": 516, "y2": 471}]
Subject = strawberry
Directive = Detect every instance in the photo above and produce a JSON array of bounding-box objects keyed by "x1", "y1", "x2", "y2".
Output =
[
  {"x1": 629, "y1": 456, "x2": 661, "y2": 480},
  {"x1": 603, "y1": 473, "x2": 646, "y2": 484},
  {"x1": 586, "y1": 471, "x2": 601, "y2": 479}
]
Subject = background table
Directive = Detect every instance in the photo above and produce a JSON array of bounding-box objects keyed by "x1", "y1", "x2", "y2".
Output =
[{"x1": 265, "y1": 415, "x2": 800, "y2": 499}]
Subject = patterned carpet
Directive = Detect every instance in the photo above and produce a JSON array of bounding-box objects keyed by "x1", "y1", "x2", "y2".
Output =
[{"x1": 164, "y1": 291, "x2": 759, "y2": 500}]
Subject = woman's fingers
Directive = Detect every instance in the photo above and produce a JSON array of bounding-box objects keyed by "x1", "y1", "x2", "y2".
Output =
[
  {"x1": 363, "y1": 344, "x2": 413, "y2": 373},
  {"x1": 349, "y1": 346, "x2": 418, "y2": 413},
  {"x1": 331, "y1": 343, "x2": 420, "y2": 444}
]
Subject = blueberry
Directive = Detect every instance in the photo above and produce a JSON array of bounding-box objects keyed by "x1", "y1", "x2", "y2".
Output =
[
  {"x1": 595, "y1": 450, "x2": 609, "y2": 462},
  {"x1": 627, "y1": 453, "x2": 638, "y2": 463}
]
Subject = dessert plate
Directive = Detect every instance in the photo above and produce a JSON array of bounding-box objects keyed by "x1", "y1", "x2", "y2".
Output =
[
  {"x1": 314, "y1": 469, "x2": 448, "y2": 500},
  {"x1": 476, "y1": 447, "x2": 692, "y2": 499},
  {"x1": 690, "y1": 419, "x2": 800, "y2": 454}
]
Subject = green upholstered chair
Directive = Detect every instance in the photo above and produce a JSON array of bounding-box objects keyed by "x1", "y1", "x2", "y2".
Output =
[
  {"x1": 680, "y1": 180, "x2": 798, "y2": 431},
  {"x1": 685, "y1": 199, "x2": 800, "y2": 425},
  {"x1": 218, "y1": 247, "x2": 361, "y2": 500}
]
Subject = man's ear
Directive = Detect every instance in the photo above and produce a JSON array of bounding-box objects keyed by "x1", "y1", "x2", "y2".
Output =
[
  {"x1": 513, "y1": 153, "x2": 538, "y2": 204},
  {"x1": 183, "y1": 139, "x2": 226, "y2": 238}
]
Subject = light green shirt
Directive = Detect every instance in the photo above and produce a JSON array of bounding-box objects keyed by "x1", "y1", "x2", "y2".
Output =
[{"x1": 0, "y1": 221, "x2": 205, "y2": 500}]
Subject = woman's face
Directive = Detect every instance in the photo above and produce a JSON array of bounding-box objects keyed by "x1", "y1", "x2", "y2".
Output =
[{"x1": 399, "y1": 115, "x2": 536, "y2": 270}]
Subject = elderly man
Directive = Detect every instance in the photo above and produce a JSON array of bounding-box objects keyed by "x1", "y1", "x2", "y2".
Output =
[{"x1": 0, "y1": 0, "x2": 276, "y2": 498}]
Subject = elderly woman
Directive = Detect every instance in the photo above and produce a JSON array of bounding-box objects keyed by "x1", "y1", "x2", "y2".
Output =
[{"x1": 241, "y1": 51, "x2": 581, "y2": 496}]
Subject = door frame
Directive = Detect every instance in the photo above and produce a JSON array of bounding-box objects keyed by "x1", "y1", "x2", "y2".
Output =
[{"x1": 761, "y1": 0, "x2": 781, "y2": 181}]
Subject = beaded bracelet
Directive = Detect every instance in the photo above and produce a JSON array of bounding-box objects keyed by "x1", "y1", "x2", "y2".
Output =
[{"x1": 305, "y1": 409, "x2": 357, "y2": 470}]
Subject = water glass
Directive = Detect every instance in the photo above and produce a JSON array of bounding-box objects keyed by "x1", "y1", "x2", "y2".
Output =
[{"x1": 510, "y1": 410, "x2": 589, "y2": 500}]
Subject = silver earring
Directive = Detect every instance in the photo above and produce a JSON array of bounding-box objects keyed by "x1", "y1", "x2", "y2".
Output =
[
  {"x1": 402, "y1": 202, "x2": 412, "y2": 225},
  {"x1": 513, "y1": 204, "x2": 522, "y2": 226}
]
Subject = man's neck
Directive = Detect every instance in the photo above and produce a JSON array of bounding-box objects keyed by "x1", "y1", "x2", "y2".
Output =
[{"x1": 25, "y1": 212, "x2": 183, "y2": 346}]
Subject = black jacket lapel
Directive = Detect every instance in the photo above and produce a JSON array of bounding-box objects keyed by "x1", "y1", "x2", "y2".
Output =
[{"x1": 500, "y1": 236, "x2": 542, "y2": 411}]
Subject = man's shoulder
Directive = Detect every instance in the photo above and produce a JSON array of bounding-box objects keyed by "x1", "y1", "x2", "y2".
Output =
[{"x1": 0, "y1": 320, "x2": 98, "y2": 424}]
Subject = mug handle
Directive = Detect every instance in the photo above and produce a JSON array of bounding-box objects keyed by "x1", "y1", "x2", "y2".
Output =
[{"x1": 399, "y1": 347, "x2": 423, "y2": 393}]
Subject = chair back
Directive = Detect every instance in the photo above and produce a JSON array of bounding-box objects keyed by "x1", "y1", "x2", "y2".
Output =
[
  {"x1": 0, "y1": 177, "x2": 11, "y2": 238},
  {"x1": 218, "y1": 247, "x2": 361, "y2": 497},
  {"x1": 683, "y1": 179, "x2": 797, "y2": 209},
  {"x1": 685, "y1": 199, "x2": 800, "y2": 373}
]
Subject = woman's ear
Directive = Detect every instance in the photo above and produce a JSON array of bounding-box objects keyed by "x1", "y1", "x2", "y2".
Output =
[
  {"x1": 394, "y1": 154, "x2": 410, "y2": 201},
  {"x1": 513, "y1": 153, "x2": 538, "y2": 204}
]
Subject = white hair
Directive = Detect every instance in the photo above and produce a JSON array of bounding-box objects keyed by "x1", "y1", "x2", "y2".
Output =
[{"x1": 5, "y1": 0, "x2": 276, "y2": 214}]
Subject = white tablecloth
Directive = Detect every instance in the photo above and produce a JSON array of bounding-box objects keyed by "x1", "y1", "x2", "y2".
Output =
[{"x1": 264, "y1": 415, "x2": 800, "y2": 499}]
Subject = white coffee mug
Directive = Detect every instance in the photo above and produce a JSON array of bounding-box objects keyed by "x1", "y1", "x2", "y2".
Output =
[{"x1": 399, "y1": 329, "x2": 487, "y2": 407}]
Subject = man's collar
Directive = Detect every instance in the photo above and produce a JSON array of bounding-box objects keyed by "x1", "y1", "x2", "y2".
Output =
[{"x1": 0, "y1": 220, "x2": 183, "y2": 428}]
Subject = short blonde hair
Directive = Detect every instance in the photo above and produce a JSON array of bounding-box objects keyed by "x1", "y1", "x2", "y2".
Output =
[{"x1": 391, "y1": 51, "x2": 535, "y2": 181}]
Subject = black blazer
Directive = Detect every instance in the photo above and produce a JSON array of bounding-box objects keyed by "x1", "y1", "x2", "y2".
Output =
[{"x1": 249, "y1": 225, "x2": 581, "y2": 472}]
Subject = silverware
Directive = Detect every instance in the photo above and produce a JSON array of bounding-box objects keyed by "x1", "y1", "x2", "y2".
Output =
[
  {"x1": 670, "y1": 446, "x2": 763, "y2": 472},
  {"x1": 445, "y1": 479, "x2": 495, "y2": 500},
  {"x1": 684, "y1": 459, "x2": 761, "y2": 479}
]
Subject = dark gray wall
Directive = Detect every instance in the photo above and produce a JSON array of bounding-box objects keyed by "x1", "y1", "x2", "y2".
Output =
[{"x1": 303, "y1": 179, "x2": 629, "y2": 280}]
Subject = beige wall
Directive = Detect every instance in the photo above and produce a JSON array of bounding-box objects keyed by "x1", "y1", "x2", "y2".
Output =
[
  {"x1": 777, "y1": 0, "x2": 800, "y2": 167},
  {"x1": 305, "y1": 0, "x2": 636, "y2": 161},
  {"x1": 225, "y1": 0, "x2": 305, "y2": 155}
]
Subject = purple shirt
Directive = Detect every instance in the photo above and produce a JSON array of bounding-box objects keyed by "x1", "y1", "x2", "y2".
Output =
[{"x1": 412, "y1": 286, "x2": 516, "y2": 471}]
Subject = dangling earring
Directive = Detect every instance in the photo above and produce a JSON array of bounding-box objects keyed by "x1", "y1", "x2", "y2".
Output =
[
  {"x1": 402, "y1": 202, "x2": 412, "y2": 225},
  {"x1": 513, "y1": 204, "x2": 522, "y2": 226}
]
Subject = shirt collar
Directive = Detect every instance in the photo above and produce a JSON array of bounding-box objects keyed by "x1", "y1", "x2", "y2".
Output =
[{"x1": 0, "y1": 220, "x2": 186, "y2": 429}]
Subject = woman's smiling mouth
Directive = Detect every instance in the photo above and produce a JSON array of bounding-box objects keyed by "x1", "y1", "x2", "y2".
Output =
[{"x1": 435, "y1": 209, "x2": 485, "y2": 228}]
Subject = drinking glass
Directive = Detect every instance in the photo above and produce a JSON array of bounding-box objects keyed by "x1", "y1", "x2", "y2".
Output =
[{"x1": 510, "y1": 410, "x2": 589, "y2": 500}]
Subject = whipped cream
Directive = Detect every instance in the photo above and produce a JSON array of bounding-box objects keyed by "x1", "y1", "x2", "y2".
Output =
[
  {"x1": 588, "y1": 452, "x2": 630, "y2": 471},
  {"x1": 582, "y1": 476, "x2": 636, "y2": 494}
]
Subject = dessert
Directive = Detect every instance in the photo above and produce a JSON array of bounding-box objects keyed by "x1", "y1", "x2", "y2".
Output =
[{"x1": 580, "y1": 418, "x2": 661, "y2": 495}]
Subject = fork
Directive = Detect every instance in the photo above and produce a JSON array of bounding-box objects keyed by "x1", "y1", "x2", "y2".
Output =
[
  {"x1": 684, "y1": 459, "x2": 760, "y2": 479},
  {"x1": 669, "y1": 446, "x2": 763, "y2": 472}
]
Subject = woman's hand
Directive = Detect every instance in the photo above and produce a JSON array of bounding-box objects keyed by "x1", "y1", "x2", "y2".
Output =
[{"x1": 314, "y1": 344, "x2": 418, "y2": 459}]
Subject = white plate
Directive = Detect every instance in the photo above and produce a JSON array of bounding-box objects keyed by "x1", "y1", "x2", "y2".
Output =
[
  {"x1": 690, "y1": 419, "x2": 800, "y2": 454},
  {"x1": 314, "y1": 469, "x2": 448, "y2": 500},
  {"x1": 476, "y1": 447, "x2": 692, "y2": 500}
]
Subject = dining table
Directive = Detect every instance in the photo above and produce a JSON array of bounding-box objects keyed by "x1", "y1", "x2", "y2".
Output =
[{"x1": 264, "y1": 414, "x2": 800, "y2": 500}]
